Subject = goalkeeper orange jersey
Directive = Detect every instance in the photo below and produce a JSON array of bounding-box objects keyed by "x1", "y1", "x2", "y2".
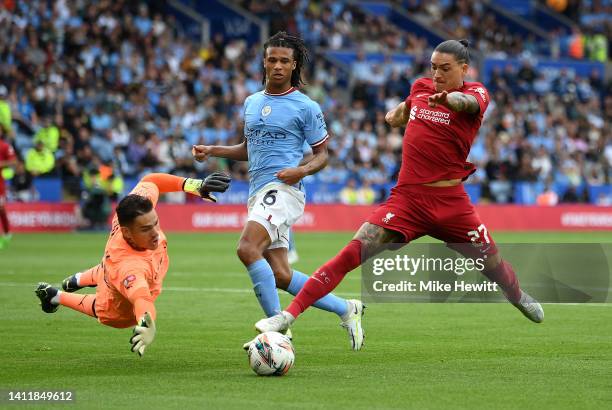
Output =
[{"x1": 95, "y1": 181, "x2": 169, "y2": 327}]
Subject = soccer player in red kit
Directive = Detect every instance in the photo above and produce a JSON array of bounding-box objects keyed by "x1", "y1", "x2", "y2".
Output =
[
  {"x1": 255, "y1": 40, "x2": 544, "y2": 344},
  {"x1": 0, "y1": 130, "x2": 16, "y2": 249}
]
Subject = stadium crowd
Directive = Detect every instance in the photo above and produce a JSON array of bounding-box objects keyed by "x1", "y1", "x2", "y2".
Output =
[{"x1": 0, "y1": 0, "x2": 610, "y2": 206}]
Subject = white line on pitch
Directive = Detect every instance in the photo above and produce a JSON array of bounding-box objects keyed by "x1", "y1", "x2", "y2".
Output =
[
  {"x1": 0, "y1": 281, "x2": 360, "y2": 298},
  {"x1": 5, "y1": 282, "x2": 612, "y2": 305}
]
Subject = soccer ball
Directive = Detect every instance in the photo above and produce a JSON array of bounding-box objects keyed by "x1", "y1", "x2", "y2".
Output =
[{"x1": 247, "y1": 332, "x2": 295, "y2": 376}]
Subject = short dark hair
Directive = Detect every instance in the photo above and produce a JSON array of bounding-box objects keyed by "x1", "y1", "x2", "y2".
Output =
[
  {"x1": 262, "y1": 31, "x2": 309, "y2": 88},
  {"x1": 434, "y1": 39, "x2": 470, "y2": 64},
  {"x1": 116, "y1": 194, "x2": 153, "y2": 227}
]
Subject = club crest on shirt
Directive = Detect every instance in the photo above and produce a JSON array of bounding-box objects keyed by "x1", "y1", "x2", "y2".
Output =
[
  {"x1": 469, "y1": 87, "x2": 486, "y2": 102},
  {"x1": 382, "y1": 212, "x2": 395, "y2": 224},
  {"x1": 123, "y1": 274, "x2": 136, "y2": 289},
  {"x1": 409, "y1": 106, "x2": 417, "y2": 122},
  {"x1": 261, "y1": 105, "x2": 272, "y2": 117}
]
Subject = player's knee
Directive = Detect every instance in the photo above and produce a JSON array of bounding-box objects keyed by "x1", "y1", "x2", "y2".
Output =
[{"x1": 236, "y1": 240, "x2": 262, "y2": 266}]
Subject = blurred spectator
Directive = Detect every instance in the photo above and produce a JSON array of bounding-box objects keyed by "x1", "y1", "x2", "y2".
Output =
[
  {"x1": 596, "y1": 192, "x2": 612, "y2": 206},
  {"x1": 80, "y1": 168, "x2": 111, "y2": 230},
  {"x1": 34, "y1": 116, "x2": 60, "y2": 153},
  {"x1": 561, "y1": 186, "x2": 581, "y2": 203},
  {"x1": 0, "y1": 0, "x2": 608, "y2": 207},
  {"x1": 536, "y1": 184, "x2": 559, "y2": 206},
  {"x1": 0, "y1": 85, "x2": 13, "y2": 138},
  {"x1": 339, "y1": 179, "x2": 359, "y2": 204},
  {"x1": 25, "y1": 141, "x2": 55, "y2": 177},
  {"x1": 356, "y1": 180, "x2": 376, "y2": 205},
  {"x1": 10, "y1": 161, "x2": 38, "y2": 202}
]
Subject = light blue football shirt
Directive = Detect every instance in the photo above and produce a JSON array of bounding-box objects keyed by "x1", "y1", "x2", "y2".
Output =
[{"x1": 243, "y1": 88, "x2": 328, "y2": 197}]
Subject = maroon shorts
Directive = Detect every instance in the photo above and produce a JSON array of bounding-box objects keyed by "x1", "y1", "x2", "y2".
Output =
[{"x1": 367, "y1": 184, "x2": 498, "y2": 258}]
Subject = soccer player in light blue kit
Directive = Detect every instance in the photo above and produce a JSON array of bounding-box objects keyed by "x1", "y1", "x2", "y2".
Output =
[{"x1": 192, "y1": 32, "x2": 365, "y2": 350}]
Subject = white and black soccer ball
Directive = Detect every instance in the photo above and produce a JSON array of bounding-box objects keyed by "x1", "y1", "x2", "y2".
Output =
[{"x1": 247, "y1": 331, "x2": 295, "y2": 376}]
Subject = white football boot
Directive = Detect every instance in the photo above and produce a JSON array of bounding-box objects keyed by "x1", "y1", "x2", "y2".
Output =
[
  {"x1": 512, "y1": 290, "x2": 544, "y2": 323},
  {"x1": 255, "y1": 311, "x2": 294, "y2": 333},
  {"x1": 340, "y1": 299, "x2": 366, "y2": 351},
  {"x1": 244, "y1": 312, "x2": 295, "y2": 350}
]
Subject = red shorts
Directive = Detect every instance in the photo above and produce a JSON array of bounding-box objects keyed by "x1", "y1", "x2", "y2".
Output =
[{"x1": 367, "y1": 184, "x2": 498, "y2": 258}]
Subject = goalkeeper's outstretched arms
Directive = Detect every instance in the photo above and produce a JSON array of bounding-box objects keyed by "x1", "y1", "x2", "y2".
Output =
[
  {"x1": 118, "y1": 279, "x2": 158, "y2": 357},
  {"x1": 130, "y1": 311, "x2": 156, "y2": 357},
  {"x1": 140, "y1": 172, "x2": 232, "y2": 202},
  {"x1": 130, "y1": 292, "x2": 156, "y2": 357}
]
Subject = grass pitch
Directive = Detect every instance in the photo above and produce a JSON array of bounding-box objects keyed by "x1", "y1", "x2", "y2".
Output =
[{"x1": 1, "y1": 232, "x2": 611, "y2": 409}]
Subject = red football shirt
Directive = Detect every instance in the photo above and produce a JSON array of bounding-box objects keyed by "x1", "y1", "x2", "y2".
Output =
[
  {"x1": 396, "y1": 77, "x2": 489, "y2": 185},
  {"x1": 0, "y1": 140, "x2": 16, "y2": 193}
]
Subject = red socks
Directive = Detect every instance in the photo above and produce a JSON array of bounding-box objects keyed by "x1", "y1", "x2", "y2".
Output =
[
  {"x1": 287, "y1": 240, "x2": 362, "y2": 318},
  {"x1": 284, "y1": 239, "x2": 522, "y2": 318},
  {"x1": 483, "y1": 260, "x2": 521, "y2": 303}
]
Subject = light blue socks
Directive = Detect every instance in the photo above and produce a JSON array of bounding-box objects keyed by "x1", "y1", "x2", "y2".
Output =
[{"x1": 247, "y1": 259, "x2": 281, "y2": 317}]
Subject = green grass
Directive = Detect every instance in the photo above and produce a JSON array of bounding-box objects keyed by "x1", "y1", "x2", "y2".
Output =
[{"x1": 1, "y1": 232, "x2": 612, "y2": 409}]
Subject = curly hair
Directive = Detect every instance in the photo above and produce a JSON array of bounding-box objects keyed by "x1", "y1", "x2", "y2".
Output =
[{"x1": 262, "y1": 31, "x2": 310, "y2": 88}]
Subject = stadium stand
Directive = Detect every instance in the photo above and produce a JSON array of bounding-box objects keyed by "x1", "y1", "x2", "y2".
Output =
[{"x1": 0, "y1": 0, "x2": 609, "y2": 205}]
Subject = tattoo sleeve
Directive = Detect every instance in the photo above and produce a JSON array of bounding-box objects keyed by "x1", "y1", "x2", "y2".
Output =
[
  {"x1": 446, "y1": 92, "x2": 480, "y2": 114},
  {"x1": 385, "y1": 102, "x2": 409, "y2": 128}
]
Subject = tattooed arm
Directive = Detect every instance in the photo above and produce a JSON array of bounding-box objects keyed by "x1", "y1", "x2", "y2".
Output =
[
  {"x1": 428, "y1": 90, "x2": 480, "y2": 114},
  {"x1": 385, "y1": 101, "x2": 410, "y2": 128}
]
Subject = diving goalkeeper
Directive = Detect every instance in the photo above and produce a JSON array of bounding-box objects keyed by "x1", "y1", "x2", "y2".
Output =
[{"x1": 34, "y1": 172, "x2": 231, "y2": 356}]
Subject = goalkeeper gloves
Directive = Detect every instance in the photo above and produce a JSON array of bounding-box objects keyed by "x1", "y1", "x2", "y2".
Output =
[
  {"x1": 183, "y1": 172, "x2": 232, "y2": 202},
  {"x1": 130, "y1": 312, "x2": 156, "y2": 357}
]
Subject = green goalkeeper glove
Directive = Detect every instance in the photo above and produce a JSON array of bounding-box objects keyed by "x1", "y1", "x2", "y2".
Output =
[
  {"x1": 183, "y1": 172, "x2": 232, "y2": 202},
  {"x1": 130, "y1": 312, "x2": 156, "y2": 357}
]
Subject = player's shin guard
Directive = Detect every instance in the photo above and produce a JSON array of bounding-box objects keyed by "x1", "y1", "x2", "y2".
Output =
[
  {"x1": 286, "y1": 240, "x2": 362, "y2": 318},
  {"x1": 482, "y1": 260, "x2": 521, "y2": 303},
  {"x1": 287, "y1": 270, "x2": 348, "y2": 317},
  {"x1": 59, "y1": 293, "x2": 97, "y2": 318},
  {"x1": 247, "y1": 259, "x2": 281, "y2": 317}
]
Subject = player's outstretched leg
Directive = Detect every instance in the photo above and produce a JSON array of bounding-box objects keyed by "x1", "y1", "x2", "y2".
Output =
[
  {"x1": 256, "y1": 239, "x2": 366, "y2": 349},
  {"x1": 35, "y1": 282, "x2": 60, "y2": 313},
  {"x1": 35, "y1": 282, "x2": 97, "y2": 318},
  {"x1": 62, "y1": 265, "x2": 101, "y2": 292},
  {"x1": 482, "y1": 259, "x2": 544, "y2": 323}
]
